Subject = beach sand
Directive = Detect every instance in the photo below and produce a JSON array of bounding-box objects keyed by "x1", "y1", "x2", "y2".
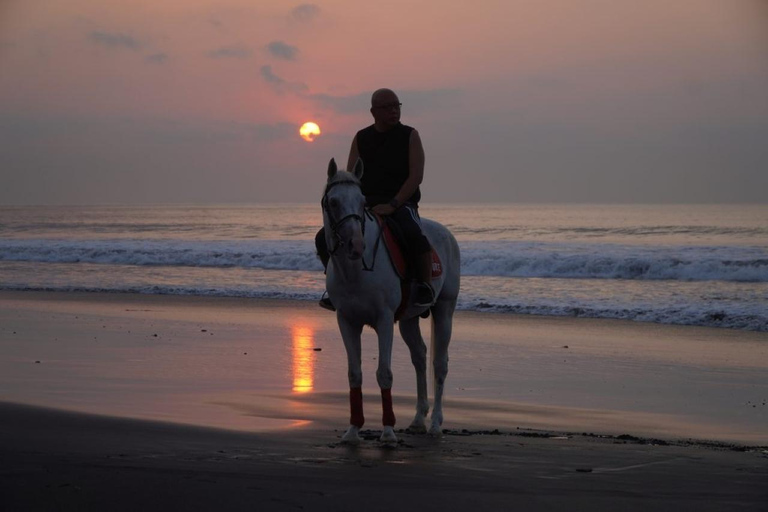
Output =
[{"x1": 1, "y1": 291, "x2": 767, "y2": 510}]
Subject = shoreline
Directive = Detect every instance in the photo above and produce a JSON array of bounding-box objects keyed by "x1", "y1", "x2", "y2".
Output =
[{"x1": 2, "y1": 281, "x2": 765, "y2": 333}]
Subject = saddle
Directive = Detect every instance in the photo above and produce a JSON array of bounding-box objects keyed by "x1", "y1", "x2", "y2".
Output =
[{"x1": 373, "y1": 213, "x2": 443, "y2": 320}]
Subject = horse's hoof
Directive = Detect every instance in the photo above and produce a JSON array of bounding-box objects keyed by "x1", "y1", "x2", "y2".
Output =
[
  {"x1": 428, "y1": 424, "x2": 443, "y2": 437},
  {"x1": 379, "y1": 426, "x2": 398, "y2": 446},
  {"x1": 341, "y1": 426, "x2": 361, "y2": 445},
  {"x1": 406, "y1": 422, "x2": 427, "y2": 434}
]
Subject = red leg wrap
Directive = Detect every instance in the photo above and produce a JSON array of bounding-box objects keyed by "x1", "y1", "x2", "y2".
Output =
[
  {"x1": 381, "y1": 388, "x2": 396, "y2": 427},
  {"x1": 350, "y1": 387, "x2": 364, "y2": 428}
]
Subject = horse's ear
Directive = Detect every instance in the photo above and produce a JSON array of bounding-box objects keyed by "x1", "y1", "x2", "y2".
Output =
[
  {"x1": 353, "y1": 158, "x2": 364, "y2": 180},
  {"x1": 327, "y1": 158, "x2": 337, "y2": 180}
]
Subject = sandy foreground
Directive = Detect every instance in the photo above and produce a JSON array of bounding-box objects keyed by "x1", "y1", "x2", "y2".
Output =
[{"x1": 1, "y1": 290, "x2": 767, "y2": 510}]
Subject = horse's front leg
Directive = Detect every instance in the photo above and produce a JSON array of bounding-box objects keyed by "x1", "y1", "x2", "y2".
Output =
[
  {"x1": 338, "y1": 315, "x2": 364, "y2": 445},
  {"x1": 374, "y1": 316, "x2": 397, "y2": 446}
]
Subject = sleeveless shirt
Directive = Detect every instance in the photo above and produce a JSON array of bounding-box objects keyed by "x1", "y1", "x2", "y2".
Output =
[{"x1": 355, "y1": 122, "x2": 420, "y2": 207}]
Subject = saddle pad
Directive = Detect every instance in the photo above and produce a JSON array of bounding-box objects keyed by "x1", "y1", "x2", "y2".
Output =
[
  {"x1": 375, "y1": 213, "x2": 444, "y2": 321},
  {"x1": 377, "y1": 214, "x2": 444, "y2": 280},
  {"x1": 379, "y1": 216, "x2": 407, "y2": 279}
]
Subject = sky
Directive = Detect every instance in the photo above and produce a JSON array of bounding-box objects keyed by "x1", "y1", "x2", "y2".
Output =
[{"x1": 1, "y1": 0, "x2": 766, "y2": 204}]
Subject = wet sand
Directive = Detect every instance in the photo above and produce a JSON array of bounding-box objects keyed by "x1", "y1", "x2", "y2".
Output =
[
  {"x1": 1, "y1": 401, "x2": 767, "y2": 511},
  {"x1": 1, "y1": 291, "x2": 767, "y2": 510}
]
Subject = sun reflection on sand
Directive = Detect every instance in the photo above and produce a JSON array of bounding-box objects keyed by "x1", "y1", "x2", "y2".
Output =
[{"x1": 291, "y1": 324, "x2": 316, "y2": 393}]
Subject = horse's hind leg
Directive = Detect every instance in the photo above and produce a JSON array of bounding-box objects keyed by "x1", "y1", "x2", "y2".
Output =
[
  {"x1": 338, "y1": 316, "x2": 364, "y2": 445},
  {"x1": 374, "y1": 318, "x2": 397, "y2": 446},
  {"x1": 430, "y1": 299, "x2": 456, "y2": 436},
  {"x1": 399, "y1": 317, "x2": 429, "y2": 433}
]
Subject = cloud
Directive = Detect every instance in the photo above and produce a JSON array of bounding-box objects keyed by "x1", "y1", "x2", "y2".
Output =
[
  {"x1": 266, "y1": 41, "x2": 298, "y2": 61},
  {"x1": 145, "y1": 53, "x2": 168, "y2": 64},
  {"x1": 306, "y1": 88, "x2": 462, "y2": 115},
  {"x1": 291, "y1": 4, "x2": 320, "y2": 22},
  {"x1": 89, "y1": 31, "x2": 141, "y2": 50},
  {"x1": 307, "y1": 92, "x2": 370, "y2": 115},
  {"x1": 0, "y1": 113, "x2": 297, "y2": 147},
  {"x1": 208, "y1": 16, "x2": 224, "y2": 30},
  {"x1": 257, "y1": 62, "x2": 461, "y2": 116},
  {"x1": 208, "y1": 44, "x2": 252, "y2": 59},
  {"x1": 260, "y1": 65, "x2": 308, "y2": 94}
]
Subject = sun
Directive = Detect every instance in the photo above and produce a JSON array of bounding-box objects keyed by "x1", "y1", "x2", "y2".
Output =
[{"x1": 299, "y1": 121, "x2": 321, "y2": 142}]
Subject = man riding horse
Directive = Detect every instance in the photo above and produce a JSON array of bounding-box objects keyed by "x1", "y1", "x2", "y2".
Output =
[{"x1": 315, "y1": 88, "x2": 435, "y2": 309}]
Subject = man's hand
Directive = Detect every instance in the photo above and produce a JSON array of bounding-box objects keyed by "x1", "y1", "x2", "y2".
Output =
[{"x1": 372, "y1": 204, "x2": 396, "y2": 216}]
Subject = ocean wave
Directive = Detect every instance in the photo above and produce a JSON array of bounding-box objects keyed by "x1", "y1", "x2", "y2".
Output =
[
  {"x1": 1, "y1": 239, "x2": 766, "y2": 282},
  {"x1": 0, "y1": 239, "x2": 324, "y2": 272},
  {"x1": 461, "y1": 301, "x2": 768, "y2": 332},
  {"x1": 2, "y1": 283, "x2": 765, "y2": 332},
  {"x1": 460, "y1": 243, "x2": 768, "y2": 282},
  {"x1": 448, "y1": 225, "x2": 768, "y2": 239}
]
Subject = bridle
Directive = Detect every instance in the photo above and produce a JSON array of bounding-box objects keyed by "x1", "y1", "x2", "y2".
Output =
[
  {"x1": 321, "y1": 179, "x2": 382, "y2": 271},
  {"x1": 321, "y1": 180, "x2": 367, "y2": 256}
]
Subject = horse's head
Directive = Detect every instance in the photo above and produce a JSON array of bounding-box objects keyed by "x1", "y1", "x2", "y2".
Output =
[{"x1": 322, "y1": 158, "x2": 366, "y2": 260}]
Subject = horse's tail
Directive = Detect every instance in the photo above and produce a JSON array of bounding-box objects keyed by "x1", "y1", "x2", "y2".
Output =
[{"x1": 429, "y1": 311, "x2": 436, "y2": 399}]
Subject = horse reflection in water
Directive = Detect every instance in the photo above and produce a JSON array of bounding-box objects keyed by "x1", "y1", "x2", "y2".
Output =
[{"x1": 321, "y1": 158, "x2": 460, "y2": 445}]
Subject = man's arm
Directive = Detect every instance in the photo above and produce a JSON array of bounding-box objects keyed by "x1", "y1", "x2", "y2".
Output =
[{"x1": 373, "y1": 129, "x2": 425, "y2": 215}]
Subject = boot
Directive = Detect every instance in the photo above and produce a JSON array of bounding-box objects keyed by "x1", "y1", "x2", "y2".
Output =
[
  {"x1": 319, "y1": 291, "x2": 335, "y2": 311},
  {"x1": 315, "y1": 228, "x2": 334, "y2": 310},
  {"x1": 413, "y1": 251, "x2": 435, "y2": 307}
]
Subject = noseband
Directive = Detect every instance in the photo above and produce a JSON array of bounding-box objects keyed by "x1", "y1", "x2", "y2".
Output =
[{"x1": 321, "y1": 180, "x2": 367, "y2": 256}]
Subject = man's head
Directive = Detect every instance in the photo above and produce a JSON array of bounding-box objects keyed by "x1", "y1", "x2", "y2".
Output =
[{"x1": 370, "y1": 88, "x2": 401, "y2": 131}]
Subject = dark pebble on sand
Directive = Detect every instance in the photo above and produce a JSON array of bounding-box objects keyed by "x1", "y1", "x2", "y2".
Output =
[
  {"x1": 313, "y1": 348, "x2": 322, "y2": 351},
  {"x1": 153, "y1": 334, "x2": 158, "y2": 337},
  {"x1": 35, "y1": 361, "x2": 40, "y2": 364},
  {"x1": 201, "y1": 329, "x2": 207, "y2": 332}
]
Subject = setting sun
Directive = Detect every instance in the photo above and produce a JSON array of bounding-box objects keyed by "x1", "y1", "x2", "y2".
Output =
[{"x1": 299, "y1": 122, "x2": 321, "y2": 142}]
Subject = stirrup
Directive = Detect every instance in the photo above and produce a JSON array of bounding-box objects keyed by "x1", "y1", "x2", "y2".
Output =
[
  {"x1": 319, "y1": 291, "x2": 335, "y2": 311},
  {"x1": 414, "y1": 282, "x2": 435, "y2": 307}
]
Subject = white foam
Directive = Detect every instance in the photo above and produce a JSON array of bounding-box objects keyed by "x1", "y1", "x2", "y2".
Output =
[
  {"x1": 2, "y1": 281, "x2": 765, "y2": 331},
  {"x1": 1, "y1": 239, "x2": 765, "y2": 282}
]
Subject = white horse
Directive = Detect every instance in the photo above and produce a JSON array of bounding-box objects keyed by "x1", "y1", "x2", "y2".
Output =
[{"x1": 322, "y1": 158, "x2": 460, "y2": 445}]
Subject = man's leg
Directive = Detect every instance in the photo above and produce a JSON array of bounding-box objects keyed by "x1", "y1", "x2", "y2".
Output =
[
  {"x1": 315, "y1": 227, "x2": 330, "y2": 270},
  {"x1": 413, "y1": 250, "x2": 435, "y2": 306},
  {"x1": 392, "y1": 206, "x2": 434, "y2": 307},
  {"x1": 315, "y1": 227, "x2": 335, "y2": 311}
]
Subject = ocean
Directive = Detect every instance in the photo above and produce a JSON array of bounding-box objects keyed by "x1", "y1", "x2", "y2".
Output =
[{"x1": 1, "y1": 203, "x2": 766, "y2": 331}]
